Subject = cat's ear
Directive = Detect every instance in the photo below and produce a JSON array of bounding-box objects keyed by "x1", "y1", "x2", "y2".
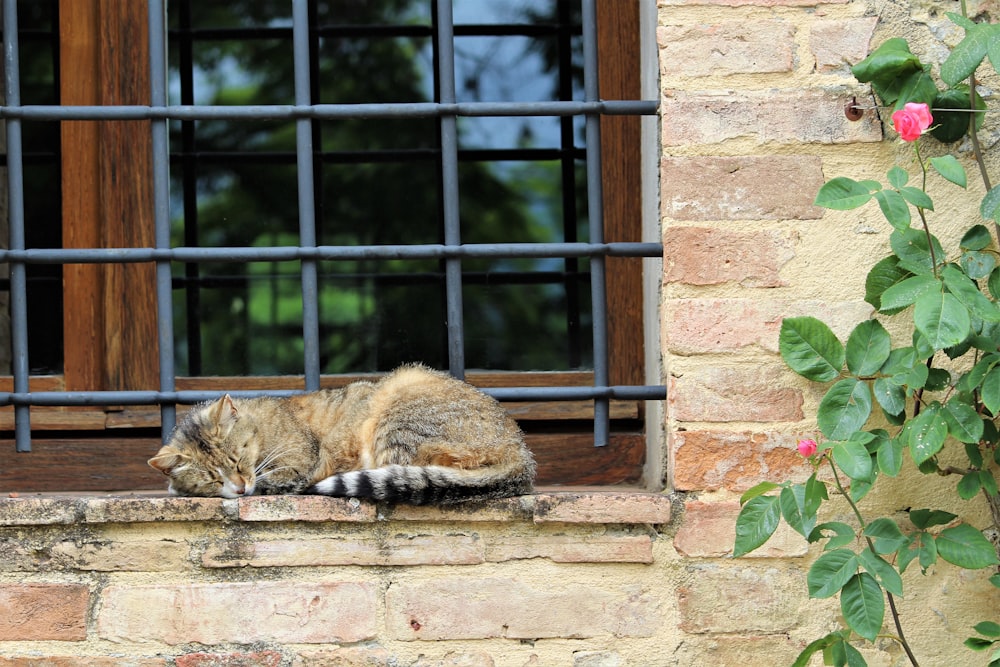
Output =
[
  {"x1": 208, "y1": 394, "x2": 239, "y2": 436},
  {"x1": 148, "y1": 446, "x2": 185, "y2": 475}
]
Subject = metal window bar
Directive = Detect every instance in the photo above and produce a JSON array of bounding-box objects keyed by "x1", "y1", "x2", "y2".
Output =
[{"x1": 1, "y1": 0, "x2": 665, "y2": 454}]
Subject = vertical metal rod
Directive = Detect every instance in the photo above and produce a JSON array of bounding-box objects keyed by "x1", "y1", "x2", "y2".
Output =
[
  {"x1": 148, "y1": 0, "x2": 176, "y2": 439},
  {"x1": 435, "y1": 0, "x2": 465, "y2": 379},
  {"x1": 4, "y1": 0, "x2": 29, "y2": 452},
  {"x1": 582, "y1": 0, "x2": 609, "y2": 447},
  {"x1": 293, "y1": 0, "x2": 321, "y2": 390}
]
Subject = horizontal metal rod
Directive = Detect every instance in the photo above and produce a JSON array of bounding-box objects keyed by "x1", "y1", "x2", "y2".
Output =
[
  {"x1": 0, "y1": 242, "x2": 663, "y2": 264},
  {"x1": 0, "y1": 385, "x2": 666, "y2": 406},
  {"x1": 0, "y1": 100, "x2": 657, "y2": 121}
]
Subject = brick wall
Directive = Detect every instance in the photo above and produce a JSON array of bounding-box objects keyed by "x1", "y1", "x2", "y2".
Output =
[{"x1": 660, "y1": 0, "x2": 1000, "y2": 665}]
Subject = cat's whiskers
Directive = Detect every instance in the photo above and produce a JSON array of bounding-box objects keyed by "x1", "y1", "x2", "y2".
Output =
[{"x1": 254, "y1": 448, "x2": 294, "y2": 481}]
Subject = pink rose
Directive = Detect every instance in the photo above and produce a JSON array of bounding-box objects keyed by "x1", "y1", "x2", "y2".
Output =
[
  {"x1": 891, "y1": 102, "x2": 933, "y2": 142},
  {"x1": 797, "y1": 438, "x2": 818, "y2": 457}
]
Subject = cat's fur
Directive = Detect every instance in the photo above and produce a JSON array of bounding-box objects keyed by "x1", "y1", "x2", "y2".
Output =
[{"x1": 148, "y1": 364, "x2": 535, "y2": 504}]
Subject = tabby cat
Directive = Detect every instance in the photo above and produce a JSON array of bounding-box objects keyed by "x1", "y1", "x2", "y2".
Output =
[{"x1": 148, "y1": 364, "x2": 535, "y2": 504}]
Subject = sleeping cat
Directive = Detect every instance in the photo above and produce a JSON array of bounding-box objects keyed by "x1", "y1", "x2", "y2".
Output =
[{"x1": 147, "y1": 364, "x2": 535, "y2": 504}]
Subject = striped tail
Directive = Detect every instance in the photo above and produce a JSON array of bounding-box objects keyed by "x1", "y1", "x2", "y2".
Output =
[{"x1": 307, "y1": 464, "x2": 533, "y2": 505}]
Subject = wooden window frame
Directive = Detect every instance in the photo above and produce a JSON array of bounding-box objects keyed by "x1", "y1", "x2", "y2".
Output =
[{"x1": 0, "y1": 0, "x2": 649, "y2": 492}]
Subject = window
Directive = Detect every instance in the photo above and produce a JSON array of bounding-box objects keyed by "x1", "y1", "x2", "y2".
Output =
[{"x1": 0, "y1": 0, "x2": 662, "y2": 492}]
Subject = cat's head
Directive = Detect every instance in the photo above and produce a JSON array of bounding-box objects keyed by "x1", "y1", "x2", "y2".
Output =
[{"x1": 148, "y1": 394, "x2": 259, "y2": 498}]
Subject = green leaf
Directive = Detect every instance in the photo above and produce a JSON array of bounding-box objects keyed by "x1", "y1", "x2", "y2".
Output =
[
  {"x1": 961, "y1": 224, "x2": 993, "y2": 250},
  {"x1": 858, "y1": 547, "x2": 904, "y2": 597},
  {"x1": 808, "y1": 548, "x2": 859, "y2": 599},
  {"x1": 865, "y1": 255, "x2": 913, "y2": 313},
  {"x1": 845, "y1": 320, "x2": 891, "y2": 377},
  {"x1": 961, "y1": 251, "x2": 996, "y2": 280},
  {"x1": 818, "y1": 379, "x2": 873, "y2": 441},
  {"x1": 887, "y1": 165, "x2": 908, "y2": 188},
  {"x1": 976, "y1": 621, "x2": 1000, "y2": 638},
  {"x1": 918, "y1": 532, "x2": 938, "y2": 571},
  {"x1": 931, "y1": 86, "x2": 988, "y2": 143},
  {"x1": 910, "y1": 508, "x2": 958, "y2": 529},
  {"x1": 966, "y1": 637, "x2": 997, "y2": 651},
  {"x1": 991, "y1": 573, "x2": 1000, "y2": 588},
  {"x1": 983, "y1": 185, "x2": 1000, "y2": 223},
  {"x1": 943, "y1": 397, "x2": 985, "y2": 444},
  {"x1": 876, "y1": 435, "x2": 904, "y2": 476},
  {"x1": 779, "y1": 317, "x2": 845, "y2": 382},
  {"x1": 983, "y1": 367, "x2": 1000, "y2": 415},
  {"x1": 878, "y1": 274, "x2": 938, "y2": 313},
  {"x1": 873, "y1": 190, "x2": 911, "y2": 231},
  {"x1": 893, "y1": 70, "x2": 939, "y2": 110},
  {"x1": 914, "y1": 288, "x2": 972, "y2": 350},
  {"x1": 733, "y1": 495, "x2": 781, "y2": 557},
  {"x1": 907, "y1": 403, "x2": 947, "y2": 465},
  {"x1": 942, "y1": 263, "x2": 1000, "y2": 322},
  {"x1": 780, "y1": 484, "x2": 816, "y2": 539},
  {"x1": 851, "y1": 38, "x2": 922, "y2": 94},
  {"x1": 872, "y1": 377, "x2": 906, "y2": 419},
  {"x1": 841, "y1": 572, "x2": 885, "y2": 642},
  {"x1": 815, "y1": 177, "x2": 874, "y2": 210},
  {"x1": 808, "y1": 521, "x2": 857, "y2": 550},
  {"x1": 891, "y1": 228, "x2": 944, "y2": 275},
  {"x1": 936, "y1": 523, "x2": 1000, "y2": 569},
  {"x1": 832, "y1": 438, "x2": 874, "y2": 482},
  {"x1": 791, "y1": 633, "x2": 841, "y2": 667},
  {"x1": 898, "y1": 186, "x2": 934, "y2": 211},
  {"x1": 941, "y1": 23, "x2": 999, "y2": 85},
  {"x1": 931, "y1": 155, "x2": 968, "y2": 188},
  {"x1": 959, "y1": 471, "x2": 983, "y2": 500},
  {"x1": 739, "y1": 481, "x2": 781, "y2": 505},
  {"x1": 864, "y1": 517, "x2": 909, "y2": 554},
  {"x1": 981, "y1": 470, "x2": 999, "y2": 497}
]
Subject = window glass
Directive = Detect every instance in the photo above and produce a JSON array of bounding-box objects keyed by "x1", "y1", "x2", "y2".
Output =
[{"x1": 168, "y1": 0, "x2": 589, "y2": 375}]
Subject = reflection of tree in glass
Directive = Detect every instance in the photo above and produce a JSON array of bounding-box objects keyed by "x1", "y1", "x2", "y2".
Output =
[{"x1": 169, "y1": 0, "x2": 590, "y2": 376}]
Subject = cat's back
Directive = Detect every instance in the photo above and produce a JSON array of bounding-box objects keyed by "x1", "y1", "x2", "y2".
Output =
[{"x1": 369, "y1": 364, "x2": 523, "y2": 445}]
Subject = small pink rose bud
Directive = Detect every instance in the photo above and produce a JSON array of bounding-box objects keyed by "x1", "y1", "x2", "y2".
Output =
[
  {"x1": 891, "y1": 102, "x2": 933, "y2": 142},
  {"x1": 797, "y1": 438, "x2": 818, "y2": 457}
]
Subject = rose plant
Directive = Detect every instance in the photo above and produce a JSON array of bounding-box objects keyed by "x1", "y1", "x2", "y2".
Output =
[{"x1": 734, "y1": 11, "x2": 1000, "y2": 667}]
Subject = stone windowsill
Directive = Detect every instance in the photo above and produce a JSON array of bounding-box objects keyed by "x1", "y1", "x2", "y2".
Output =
[{"x1": 0, "y1": 488, "x2": 673, "y2": 527}]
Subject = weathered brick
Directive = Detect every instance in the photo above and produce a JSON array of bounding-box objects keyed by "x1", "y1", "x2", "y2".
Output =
[
  {"x1": 661, "y1": 156, "x2": 824, "y2": 221},
  {"x1": 293, "y1": 647, "x2": 392, "y2": 667},
  {"x1": 386, "y1": 577, "x2": 660, "y2": 640},
  {"x1": 677, "y1": 563, "x2": 808, "y2": 633},
  {"x1": 0, "y1": 584, "x2": 89, "y2": 641},
  {"x1": 413, "y1": 652, "x2": 496, "y2": 667},
  {"x1": 0, "y1": 659, "x2": 166, "y2": 667},
  {"x1": 674, "y1": 500, "x2": 807, "y2": 557},
  {"x1": 485, "y1": 534, "x2": 653, "y2": 563},
  {"x1": 175, "y1": 653, "x2": 283, "y2": 667},
  {"x1": 237, "y1": 495, "x2": 376, "y2": 522},
  {"x1": 669, "y1": 635, "x2": 805, "y2": 666},
  {"x1": 659, "y1": 0, "x2": 847, "y2": 5},
  {"x1": 573, "y1": 651, "x2": 622, "y2": 667},
  {"x1": 97, "y1": 581, "x2": 376, "y2": 644},
  {"x1": 671, "y1": 430, "x2": 813, "y2": 492},
  {"x1": 202, "y1": 534, "x2": 483, "y2": 568},
  {"x1": 49, "y1": 539, "x2": 190, "y2": 571},
  {"x1": 532, "y1": 492, "x2": 671, "y2": 524},
  {"x1": 80, "y1": 496, "x2": 231, "y2": 523},
  {"x1": 662, "y1": 298, "x2": 874, "y2": 355},
  {"x1": 380, "y1": 495, "x2": 532, "y2": 522},
  {"x1": 661, "y1": 90, "x2": 882, "y2": 146},
  {"x1": 810, "y1": 17, "x2": 879, "y2": 72},
  {"x1": 658, "y1": 22, "x2": 794, "y2": 77},
  {"x1": 663, "y1": 226, "x2": 795, "y2": 287},
  {"x1": 670, "y1": 365, "x2": 803, "y2": 422}
]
